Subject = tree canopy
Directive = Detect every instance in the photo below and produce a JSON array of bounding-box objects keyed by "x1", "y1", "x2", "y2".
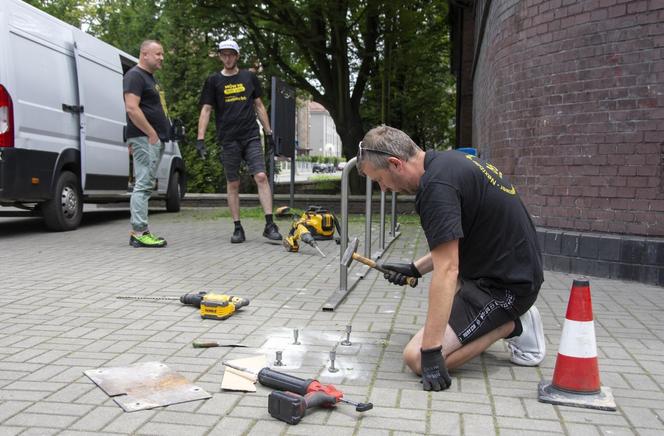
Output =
[{"x1": 27, "y1": 0, "x2": 456, "y2": 192}]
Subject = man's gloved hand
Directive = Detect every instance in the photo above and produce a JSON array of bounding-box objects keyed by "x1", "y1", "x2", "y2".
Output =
[
  {"x1": 195, "y1": 139, "x2": 208, "y2": 159},
  {"x1": 377, "y1": 261, "x2": 421, "y2": 286},
  {"x1": 420, "y1": 346, "x2": 452, "y2": 391}
]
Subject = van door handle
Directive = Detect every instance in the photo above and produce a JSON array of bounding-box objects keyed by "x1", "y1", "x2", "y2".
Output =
[{"x1": 62, "y1": 104, "x2": 84, "y2": 113}]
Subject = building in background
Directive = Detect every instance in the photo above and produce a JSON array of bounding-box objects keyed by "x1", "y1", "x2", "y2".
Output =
[
  {"x1": 296, "y1": 100, "x2": 342, "y2": 158},
  {"x1": 449, "y1": 0, "x2": 664, "y2": 285}
]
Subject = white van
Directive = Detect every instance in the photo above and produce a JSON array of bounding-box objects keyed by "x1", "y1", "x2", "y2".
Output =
[{"x1": 0, "y1": 0, "x2": 186, "y2": 231}]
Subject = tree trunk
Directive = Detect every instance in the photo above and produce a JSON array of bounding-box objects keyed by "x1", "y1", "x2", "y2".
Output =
[{"x1": 333, "y1": 106, "x2": 366, "y2": 194}]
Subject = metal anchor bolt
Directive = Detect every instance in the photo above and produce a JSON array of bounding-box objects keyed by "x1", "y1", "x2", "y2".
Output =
[
  {"x1": 274, "y1": 350, "x2": 284, "y2": 366},
  {"x1": 328, "y1": 350, "x2": 339, "y2": 373},
  {"x1": 340, "y1": 324, "x2": 352, "y2": 346}
]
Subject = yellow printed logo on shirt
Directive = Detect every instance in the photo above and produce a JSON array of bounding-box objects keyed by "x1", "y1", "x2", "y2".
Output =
[
  {"x1": 224, "y1": 83, "x2": 246, "y2": 95},
  {"x1": 465, "y1": 154, "x2": 516, "y2": 195},
  {"x1": 155, "y1": 83, "x2": 169, "y2": 116}
]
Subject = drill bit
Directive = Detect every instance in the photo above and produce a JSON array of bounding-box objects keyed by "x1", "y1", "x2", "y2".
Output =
[
  {"x1": 340, "y1": 398, "x2": 374, "y2": 412},
  {"x1": 116, "y1": 295, "x2": 180, "y2": 301},
  {"x1": 312, "y1": 242, "x2": 326, "y2": 258}
]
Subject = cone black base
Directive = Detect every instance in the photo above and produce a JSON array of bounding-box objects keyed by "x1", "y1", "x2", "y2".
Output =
[{"x1": 538, "y1": 380, "x2": 616, "y2": 411}]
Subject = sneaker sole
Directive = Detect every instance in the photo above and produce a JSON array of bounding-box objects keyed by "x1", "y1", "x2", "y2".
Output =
[
  {"x1": 129, "y1": 239, "x2": 167, "y2": 248},
  {"x1": 509, "y1": 306, "x2": 546, "y2": 366}
]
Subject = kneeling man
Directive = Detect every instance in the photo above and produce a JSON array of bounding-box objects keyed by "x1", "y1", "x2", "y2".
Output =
[{"x1": 357, "y1": 126, "x2": 546, "y2": 391}]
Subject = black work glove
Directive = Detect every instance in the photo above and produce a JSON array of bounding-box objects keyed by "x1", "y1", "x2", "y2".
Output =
[
  {"x1": 195, "y1": 139, "x2": 208, "y2": 159},
  {"x1": 420, "y1": 346, "x2": 451, "y2": 391},
  {"x1": 377, "y1": 261, "x2": 421, "y2": 286}
]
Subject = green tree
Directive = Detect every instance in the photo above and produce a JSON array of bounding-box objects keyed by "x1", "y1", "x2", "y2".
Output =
[
  {"x1": 196, "y1": 0, "x2": 380, "y2": 166},
  {"x1": 362, "y1": 1, "x2": 455, "y2": 149},
  {"x1": 157, "y1": 0, "x2": 226, "y2": 192},
  {"x1": 28, "y1": 0, "x2": 457, "y2": 192},
  {"x1": 24, "y1": 0, "x2": 95, "y2": 28},
  {"x1": 87, "y1": 0, "x2": 163, "y2": 56}
]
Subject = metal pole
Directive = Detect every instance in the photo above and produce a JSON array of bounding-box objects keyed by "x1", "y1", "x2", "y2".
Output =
[
  {"x1": 338, "y1": 158, "x2": 356, "y2": 294},
  {"x1": 364, "y1": 176, "x2": 372, "y2": 258},
  {"x1": 269, "y1": 76, "x2": 277, "y2": 208},
  {"x1": 379, "y1": 190, "x2": 386, "y2": 250},
  {"x1": 324, "y1": 157, "x2": 402, "y2": 311},
  {"x1": 269, "y1": 137, "x2": 275, "y2": 205},
  {"x1": 289, "y1": 140, "x2": 295, "y2": 209}
]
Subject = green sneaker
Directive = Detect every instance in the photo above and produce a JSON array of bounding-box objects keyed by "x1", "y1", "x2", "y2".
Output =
[
  {"x1": 147, "y1": 232, "x2": 166, "y2": 243},
  {"x1": 129, "y1": 231, "x2": 167, "y2": 248}
]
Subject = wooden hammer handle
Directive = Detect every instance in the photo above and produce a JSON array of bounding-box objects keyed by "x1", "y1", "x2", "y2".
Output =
[
  {"x1": 351, "y1": 252, "x2": 378, "y2": 269},
  {"x1": 351, "y1": 253, "x2": 418, "y2": 287}
]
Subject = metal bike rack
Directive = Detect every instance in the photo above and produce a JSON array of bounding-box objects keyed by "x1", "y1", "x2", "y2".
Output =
[{"x1": 322, "y1": 157, "x2": 401, "y2": 311}]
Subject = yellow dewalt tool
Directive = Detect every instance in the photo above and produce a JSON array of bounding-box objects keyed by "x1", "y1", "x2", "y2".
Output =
[
  {"x1": 283, "y1": 221, "x2": 326, "y2": 257},
  {"x1": 282, "y1": 206, "x2": 339, "y2": 257},
  {"x1": 180, "y1": 291, "x2": 250, "y2": 320}
]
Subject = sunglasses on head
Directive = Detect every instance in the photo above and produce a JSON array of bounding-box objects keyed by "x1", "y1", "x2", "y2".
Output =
[{"x1": 357, "y1": 141, "x2": 399, "y2": 160}]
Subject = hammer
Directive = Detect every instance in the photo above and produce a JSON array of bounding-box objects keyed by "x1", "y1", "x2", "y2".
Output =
[{"x1": 341, "y1": 237, "x2": 418, "y2": 287}]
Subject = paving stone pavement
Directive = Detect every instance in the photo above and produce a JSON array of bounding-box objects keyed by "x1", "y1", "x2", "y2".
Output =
[{"x1": 1, "y1": 208, "x2": 663, "y2": 435}]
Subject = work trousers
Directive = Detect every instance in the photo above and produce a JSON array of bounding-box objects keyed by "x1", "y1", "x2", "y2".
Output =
[{"x1": 128, "y1": 136, "x2": 164, "y2": 232}]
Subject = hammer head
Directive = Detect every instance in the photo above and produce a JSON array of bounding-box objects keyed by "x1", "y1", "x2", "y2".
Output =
[{"x1": 341, "y1": 237, "x2": 359, "y2": 267}]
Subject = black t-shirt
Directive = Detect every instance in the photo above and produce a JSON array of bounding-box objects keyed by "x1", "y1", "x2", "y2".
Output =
[
  {"x1": 416, "y1": 150, "x2": 543, "y2": 295},
  {"x1": 198, "y1": 70, "x2": 262, "y2": 143},
  {"x1": 123, "y1": 66, "x2": 171, "y2": 141}
]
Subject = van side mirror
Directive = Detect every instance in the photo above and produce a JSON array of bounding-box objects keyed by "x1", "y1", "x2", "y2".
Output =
[{"x1": 170, "y1": 118, "x2": 185, "y2": 142}]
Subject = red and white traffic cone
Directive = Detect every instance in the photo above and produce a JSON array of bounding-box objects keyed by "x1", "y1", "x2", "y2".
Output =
[{"x1": 538, "y1": 278, "x2": 616, "y2": 411}]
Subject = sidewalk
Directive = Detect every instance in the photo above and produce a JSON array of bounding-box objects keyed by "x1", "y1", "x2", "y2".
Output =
[
  {"x1": 274, "y1": 169, "x2": 315, "y2": 183},
  {"x1": 0, "y1": 209, "x2": 662, "y2": 435},
  {"x1": 274, "y1": 169, "x2": 340, "y2": 184}
]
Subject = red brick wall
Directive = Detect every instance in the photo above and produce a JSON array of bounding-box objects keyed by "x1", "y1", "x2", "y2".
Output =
[{"x1": 472, "y1": 0, "x2": 664, "y2": 237}]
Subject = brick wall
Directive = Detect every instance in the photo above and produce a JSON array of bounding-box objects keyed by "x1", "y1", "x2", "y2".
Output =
[{"x1": 472, "y1": 0, "x2": 664, "y2": 237}]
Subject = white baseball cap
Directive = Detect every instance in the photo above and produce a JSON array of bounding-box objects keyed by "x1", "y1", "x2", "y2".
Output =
[{"x1": 218, "y1": 39, "x2": 240, "y2": 53}]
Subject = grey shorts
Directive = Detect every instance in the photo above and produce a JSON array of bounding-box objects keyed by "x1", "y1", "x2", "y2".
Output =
[
  {"x1": 220, "y1": 137, "x2": 266, "y2": 182},
  {"x1": 449, "y1": 278, "x2": 538, "y2": 344}
]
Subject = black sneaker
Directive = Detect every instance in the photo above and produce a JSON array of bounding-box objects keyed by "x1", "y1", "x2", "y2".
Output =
[
  {"x1": 263, "y1": 222, "x2": 282, "y2": 241},
  {"x1": 231, "y1": 226, "x2": 246, "y2": 243}
]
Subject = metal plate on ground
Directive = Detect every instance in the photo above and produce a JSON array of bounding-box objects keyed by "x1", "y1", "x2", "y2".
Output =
[{"x1": 84, "y1": 361, "x2": 211, "y2": 412}]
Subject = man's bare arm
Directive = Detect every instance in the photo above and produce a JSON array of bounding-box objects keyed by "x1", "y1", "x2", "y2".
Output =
[
  {"x1": 254, "y1": 98, "x2": 272, "y2": 134},
  {"x1": 421, "y1": 239, "x2": 460, "y2": 350},
  {"x1": 197, "y1": 104, "x2": 213, "y2": 140},
  {"x1": 124, "y1": 93, "x2": 158, "y2": 144}
]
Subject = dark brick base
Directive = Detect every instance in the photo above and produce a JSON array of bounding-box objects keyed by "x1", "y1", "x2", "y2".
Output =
[{"x1": 537, "y1": 228, "x2": 664, "y2": 287}]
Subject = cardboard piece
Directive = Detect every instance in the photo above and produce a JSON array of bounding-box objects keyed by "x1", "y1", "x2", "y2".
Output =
[{"x1": 221, "y1": 355, "x2": 267, "y2": 392}]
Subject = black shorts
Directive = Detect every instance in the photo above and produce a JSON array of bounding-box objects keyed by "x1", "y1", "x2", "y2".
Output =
[
  {"x1": 220, "y1": 137, "x2": 266, "y2": 182},
  {"x1": 449, "y1": 278, "x2": 538, "y2": 345}
]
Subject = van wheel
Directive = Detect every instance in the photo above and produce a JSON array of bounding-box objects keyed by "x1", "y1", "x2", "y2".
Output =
[
  {"x1": 42, "y1": 171, "x2": 83, "y2": 231},
  {"x1": 166, "y1": 170, "x2": 181, "y2": 212}
]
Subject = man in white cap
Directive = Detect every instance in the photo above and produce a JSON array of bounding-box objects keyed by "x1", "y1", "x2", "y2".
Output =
[{"x1": 196, "y1": 39, "x2": 281, "y2": 243}]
